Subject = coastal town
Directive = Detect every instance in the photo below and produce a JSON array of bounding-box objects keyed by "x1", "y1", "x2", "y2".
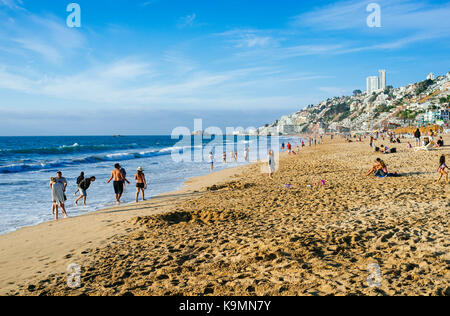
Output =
[{"x1": 257, "y1": 71, "x2": 450, "y2": 136}]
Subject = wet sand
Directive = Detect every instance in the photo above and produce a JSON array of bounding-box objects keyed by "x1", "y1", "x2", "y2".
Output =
[{"x1": 2, "y1": 136, "x2": 449, "y2": 296}]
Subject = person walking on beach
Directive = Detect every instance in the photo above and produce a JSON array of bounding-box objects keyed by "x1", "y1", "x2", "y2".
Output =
[
  {"x1": 268, "y1": 150, "x2": 276, "y2": 179},
  {"x1": 107, "y1": 163, "x2": 130, "y2": 204},
  {"x1": 73, "y1": 172, "x2": 85, "y2": 196},
  {"x1": 437, "y1": 155, "x2": 448, "y2": 183},
  {"x1": 56, "y1": 171, "x2": 68, "y2": 201},
  {"x1": 209, "y1": 152, "x2": 215, "y2": 172},
  {"x1": 287, "y1": 142, "x2": 292, "y2": 155},
  {"x1": 120, "y1": 165, "x2": 128, "y2": 190},
  {"x1": 75, "y1": 176, "x2": 96, "y2": 206},
  {"x1": 50, "y1": 177, "x2": 68, "y2": 220},
  {"x1": 223, "y1": 152, "x2": 227, "y2": 163},
  {"x1": 135, "y1": 167, "x2": 147, "y2": 202},
  {"x1": 244, "y1": 147, "x2": 249, "y2": 162},
  {"x1": 281, "y1": 143, "x2": 285, "y2": 152}
]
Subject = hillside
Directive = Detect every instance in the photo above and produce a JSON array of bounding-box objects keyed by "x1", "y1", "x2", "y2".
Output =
[{"x1": 258, "y1": 71, "x2": 450, "y2": 135}]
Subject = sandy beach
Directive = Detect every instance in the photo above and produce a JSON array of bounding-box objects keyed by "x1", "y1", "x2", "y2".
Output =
[{"x1": 1, "y1": 136, "x2": 449, "y2": 296}]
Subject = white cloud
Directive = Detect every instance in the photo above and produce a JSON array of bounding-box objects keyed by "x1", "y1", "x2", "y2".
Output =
[
  {"x1": 178, "y1": 13, "x2": 197, "y2": 29},
  {"x1": 216, "y1": 29, "x2": 279, "y2": 48},
  {"x1": 0, "y1": 12, "x2": 86, "y2": 65},
  {"x1": 0, "y1": 0, "x2": 24, "y2": 10},
  {"x1": 292, "y1": 0, "x2": 450, "y2": 34}
]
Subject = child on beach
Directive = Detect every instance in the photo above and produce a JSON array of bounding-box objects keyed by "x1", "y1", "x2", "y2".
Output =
[
  {"x1": 135, "y1": 167, "x2": 147, "y2": 202},
  {"x1": 437, "y1": 155, "x2": 448, "y2": 183}
]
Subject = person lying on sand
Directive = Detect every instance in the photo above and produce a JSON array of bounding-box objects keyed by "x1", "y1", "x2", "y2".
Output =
[
  {"x1": 366, "y1": 158, "x2": 388, "y2": 177},
  {"x1": 380, "y1": 145, "x2": 397, "y2": 154},
  {"x1": 437, "y1": 155, "x2": 448, "y2": 183}
]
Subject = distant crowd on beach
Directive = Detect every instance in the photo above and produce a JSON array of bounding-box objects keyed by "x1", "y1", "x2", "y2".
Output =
[
  {"x1": 49, "y1": 163, "x2": 148, "y2": 221},
  {"x1": 362, "y1": 128, "x2": 448, "y2": 183},
  {"x1": 49, "y1": 130, "x2": 447, "y2": 221}
]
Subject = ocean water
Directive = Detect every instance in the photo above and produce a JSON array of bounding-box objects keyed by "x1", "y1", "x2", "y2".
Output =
[{"x1": 0, "y1": 135, "x2": 300, "y2": 235}]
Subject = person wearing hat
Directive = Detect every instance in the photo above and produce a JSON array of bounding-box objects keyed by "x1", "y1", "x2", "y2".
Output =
[{"x1": 134, "y1": 166, "x2": 147, "y2": 203}]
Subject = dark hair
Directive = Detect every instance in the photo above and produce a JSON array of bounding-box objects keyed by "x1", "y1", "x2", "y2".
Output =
[
  {"x1": 440, "y1": 155, "x2": 446, "y2": 165},
  {"x1": 80, "y1": 172, "x2": 85, "y2": 176},
  {"x1": 115, "y1": 163, "x2": 120, "y2": 169},
  {"x1": 377, "y1": 158, "x2": 386, "y2": 169},
  {"x1": 90, "y1": 176, "x2": 96, "y2": 180}
]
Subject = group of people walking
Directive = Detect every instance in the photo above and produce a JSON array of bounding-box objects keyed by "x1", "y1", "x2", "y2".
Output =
[{"x1": 49, "y1": 163, "x2": 148, "y2": 221}]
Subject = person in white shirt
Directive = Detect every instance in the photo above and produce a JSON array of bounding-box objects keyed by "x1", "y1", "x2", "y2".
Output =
[{"x1": 209, "y1": 152, "x2": 215, "y2": 172}]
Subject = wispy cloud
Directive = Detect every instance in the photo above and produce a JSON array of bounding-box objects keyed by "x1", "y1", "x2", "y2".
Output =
[
  {"x1": 178, "y1": 13, "x2": 197, "y2": 29},
  {"x1": 0, "y1": 0, "x2": 24, "y2": 11},
  {"x1": 216, "y1": 29, "x2": 279, "y2": 48},
  {"x1": 0, "y1": 11, "x2": 86, "y2": 65},
  {"x1": 292, "y1": 0, "x2": 450, "y2": 34}
]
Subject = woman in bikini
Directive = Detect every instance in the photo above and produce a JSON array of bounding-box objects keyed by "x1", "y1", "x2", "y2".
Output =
[
  {"x1": 437, "y1": 155, "x2": 448, "y2": 183},
  {"x1": 366, "y1": 158, "x2": 388, "y2": 177},
  {"x1": 135, "y1": 167, "x2": 147, "y2": 203}
]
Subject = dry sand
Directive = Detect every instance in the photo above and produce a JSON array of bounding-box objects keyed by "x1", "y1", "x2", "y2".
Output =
[{"x1": 1, "y1": 137, "x2": 449, "y2": 296}]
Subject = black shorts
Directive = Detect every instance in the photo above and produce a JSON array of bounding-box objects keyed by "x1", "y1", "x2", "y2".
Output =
[
  {"x1": 136, "y1": 183, "x2": 145, "y2": 189},
  {"x1": 113, "y1": 181, "x2": 124, "y2": 195}
]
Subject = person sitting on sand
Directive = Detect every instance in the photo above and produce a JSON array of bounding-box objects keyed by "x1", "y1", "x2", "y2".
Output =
[
  {"x1": 437, "y1": 155, "x2": 448, "y2": 183},
  {"x1": 366, "y1": 158, "x2": 388, "y2": 177},
  {"x1": 135, "y1": 167, "x2": 147, "y2": 202},
  {"x1": 50, "y1": 177, "x2": 68, "y2": 220},
  {"x1": 75, "y1": 176, "x2": 96, "y2": 206},
  {"x1": 437, "y1": 137, "x2": 444, "y2": 148}
]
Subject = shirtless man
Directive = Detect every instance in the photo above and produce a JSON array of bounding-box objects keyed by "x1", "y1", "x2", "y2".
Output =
[{"x1": 107, "y1": 163, "x2": 130, "y2": 204}]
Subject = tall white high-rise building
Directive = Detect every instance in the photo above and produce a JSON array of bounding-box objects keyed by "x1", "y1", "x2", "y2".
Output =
[
  {"x1": 426, "y1": 73, "x2": 435, "y2": 80},
  {"x1": 379, "y1": 70, "x2": 386, "y2": 90},
  {"x1": 366, "y1": 76, "x2": 379, "y2": 93}
]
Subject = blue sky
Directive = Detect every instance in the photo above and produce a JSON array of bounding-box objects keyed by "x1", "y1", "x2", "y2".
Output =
[{"x1": 0, "y1": 0, "x2": 449, "y2": 135}]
